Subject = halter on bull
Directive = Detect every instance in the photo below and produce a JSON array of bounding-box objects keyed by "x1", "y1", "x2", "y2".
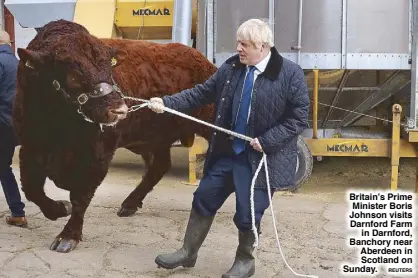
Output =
[{"x1": 25, "y1": 57, "x2": 128, "y2": 130}]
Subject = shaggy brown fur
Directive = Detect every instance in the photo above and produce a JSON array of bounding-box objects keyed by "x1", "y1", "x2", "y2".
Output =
[{"x1": 14, "y1": 19, "x2": 215, "y2": 253}]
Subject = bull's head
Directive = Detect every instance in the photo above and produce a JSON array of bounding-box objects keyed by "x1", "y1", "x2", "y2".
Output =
[{"x1": 17, "y1": 32, "x2": 129, "y2": 130}]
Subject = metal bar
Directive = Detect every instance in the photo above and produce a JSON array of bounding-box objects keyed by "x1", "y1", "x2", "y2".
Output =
[
  {"x1": 0, "y1": 1, "x2": 4, "y2": 31},
  {"x1": 213, "y1": 0, "x2": 217, "y2": 64},
  {"x1": 172, "y1": 0, "x2": 192, "y2": 46},
  {"x1": 339, "y1": 70, "x2": 411, "y2": 127},
  {"x1": 291, "y1": 0, "x2": 303, "y2": 64},
  {"x1": 297, "y1": 0, "x2": 303, "y2": 64},
  {"x1": 307, "y1": 87, "x2": 380, "y2": 91},
  {"x1": 205, "y1": 0, "x2": 214, "y2": 63},
  {"x1": 312, "y1": 69, "x2": 319, "y2": 138},
  {"x1": 410, "y1": 0, "x2": 418, "y2": 129},
  {"x1": 321, "y1": 70, "x2": 350, "y2": 128},
  {"x1": 409, "y1": 0, "x2": 413, "y2": 56},
  {"x1": 390, "y1": 104, "x2": 402, "y2": 191},
  {"x1": 268, "y1": 0, "x2": 274, "y2": 44},
  {"x1": 341, "y1": 0, "x2": 347, "y2": 68},
  {"x1": 301, "y1": 127, "x2": 389, "y2": 139}
]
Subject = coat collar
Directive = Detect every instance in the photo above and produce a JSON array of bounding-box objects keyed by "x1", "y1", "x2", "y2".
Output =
[
  {"x1": 0, "y1": 44, "x2": 13, "y2": 54},
  {"x1": 225, "y1": 46, "x2": 283, "y2": 80}
]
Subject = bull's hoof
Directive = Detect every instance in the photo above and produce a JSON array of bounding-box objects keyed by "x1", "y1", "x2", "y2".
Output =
[
  {"x1": 59, "y1": 200, "x2": 72, "y2": 216},
  {"x1": 117, "y1": 206, "x2": 138, "y2": 217},
  {"x1": 49, "y1": 237, "x2": 79, "y2": 253}
]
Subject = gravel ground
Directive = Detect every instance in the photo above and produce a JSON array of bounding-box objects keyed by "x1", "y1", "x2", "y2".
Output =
[{"x1": 0, "y1": 147, "x2": 417, "y2": 278}]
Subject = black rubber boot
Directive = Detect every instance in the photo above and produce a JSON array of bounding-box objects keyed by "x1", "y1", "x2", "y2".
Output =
[
  {"x1": 222, "y1": 230, "x2": 257, "y2": 278},
  {"x1": 155, "y1": 208, "x2": 214, "y2": 269}
]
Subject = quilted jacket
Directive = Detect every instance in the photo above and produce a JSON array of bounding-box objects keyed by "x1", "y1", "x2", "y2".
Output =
[
  {"x1": 0, "y1": 44, "x2": 18, "y2": 128},
  {"x1": 162, "y1": 46, "x2": 310, "y2": 190}
]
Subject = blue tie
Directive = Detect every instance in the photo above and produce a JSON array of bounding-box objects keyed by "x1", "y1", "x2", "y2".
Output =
[{"x1": 232, "y1": 66, "x2": 256, "y2": 154}]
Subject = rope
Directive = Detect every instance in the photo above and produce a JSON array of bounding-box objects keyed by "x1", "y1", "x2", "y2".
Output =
[{"x1": 123, "y1": 96, "x2": 318, "y2": 278}]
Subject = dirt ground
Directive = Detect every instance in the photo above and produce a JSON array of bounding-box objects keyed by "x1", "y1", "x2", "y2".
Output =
[{"x1": 0, "y1": 147, "x2": 417, "y2": 278}]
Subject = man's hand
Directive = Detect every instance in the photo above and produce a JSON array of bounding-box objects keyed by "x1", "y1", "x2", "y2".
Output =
[
  {"x1": 148, "y1": 97, "x2": 165, "y2": 113},
  {"x1": 250, "y1": 138, "x2": 263, "y2": 152}
]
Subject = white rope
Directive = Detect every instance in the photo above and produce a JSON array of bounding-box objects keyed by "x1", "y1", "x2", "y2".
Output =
[{"x1": 124, "y1": 97, "x2": 318, "y2": 278}]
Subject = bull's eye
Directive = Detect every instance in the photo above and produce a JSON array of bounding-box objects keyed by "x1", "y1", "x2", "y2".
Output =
[{"x1": 66, "y1": 73, "x2": 82, "y2": 89}]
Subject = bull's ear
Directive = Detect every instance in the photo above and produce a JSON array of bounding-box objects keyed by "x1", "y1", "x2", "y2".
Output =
[
  {"x1": 17, "y1": 48, "x2": 49, "y2": 69},
  {"x1": 111, "y1": 48, "x2": 128, "y2": 67}
]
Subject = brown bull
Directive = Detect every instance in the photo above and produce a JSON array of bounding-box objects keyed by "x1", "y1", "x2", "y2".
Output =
[{"x1": 13, "y1": 19, "x2": 215, "y2": 252}]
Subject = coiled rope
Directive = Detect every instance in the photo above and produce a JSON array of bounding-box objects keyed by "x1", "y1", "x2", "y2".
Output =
[{"x1": 123, "y1": 96, "x2": 318, "y2": 278}]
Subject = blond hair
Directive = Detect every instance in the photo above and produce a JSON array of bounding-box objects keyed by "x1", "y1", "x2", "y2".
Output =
[{"x1": 236, "y1": 18, "x2": 274, "y2": 48}]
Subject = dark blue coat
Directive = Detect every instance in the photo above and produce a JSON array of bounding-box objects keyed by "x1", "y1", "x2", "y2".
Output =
[
  {"x1": 162, "y1": 47, "x2": 310, "y2": 190},
  {"x1": 0, "y1": 44, "x2": 18, "y2": 128}
]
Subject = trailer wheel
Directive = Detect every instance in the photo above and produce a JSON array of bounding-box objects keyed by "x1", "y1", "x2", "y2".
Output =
[{"x1": 291, "y1": 136, "x2": 313, "y2": 192}]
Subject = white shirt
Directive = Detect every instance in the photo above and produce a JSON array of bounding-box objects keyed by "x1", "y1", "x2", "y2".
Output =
[
  {"x1": 237, "y1": 51, "x2": 271, "y2": 123},
  {"x1": 251, "y1": 50, "x2": 271, "y2": 83}
]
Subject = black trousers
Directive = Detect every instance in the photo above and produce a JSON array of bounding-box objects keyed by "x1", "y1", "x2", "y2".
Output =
[{"x1": 192, "y1": 150, "x2": 273, "y2": 231}]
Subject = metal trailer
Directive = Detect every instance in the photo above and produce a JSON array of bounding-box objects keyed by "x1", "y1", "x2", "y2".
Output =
[{"x1": 187, "y1": 0, "x2": 418, "y2": 192}]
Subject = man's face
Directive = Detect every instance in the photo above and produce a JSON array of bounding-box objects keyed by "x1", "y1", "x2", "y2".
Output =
[{"x1": 236, "y1": 40, "x2": 263, "y2": 65}]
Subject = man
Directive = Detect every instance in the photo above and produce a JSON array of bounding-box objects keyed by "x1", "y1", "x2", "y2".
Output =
[
  {"x1": 0, "y1": 30, "x2": 27, "y2": 228},
  {"x1": 149, "y1": 18, "x2": 309, "y2": 277}
]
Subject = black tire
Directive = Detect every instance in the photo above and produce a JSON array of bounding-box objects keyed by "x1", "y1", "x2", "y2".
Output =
[{"x1": 291, "y1": 136, "x2": 313, "y2": 192}]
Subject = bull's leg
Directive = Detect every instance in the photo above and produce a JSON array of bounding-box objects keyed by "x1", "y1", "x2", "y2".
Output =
[
  {"x1": 19, "y1": 147, "x2": 71, "y2": 220},
  {"x1": 117, "y1": 147, "x2": 171, "y2": 217},
  {"x1": 49, "y1": 186, "x2": 97, "y2": 253}
]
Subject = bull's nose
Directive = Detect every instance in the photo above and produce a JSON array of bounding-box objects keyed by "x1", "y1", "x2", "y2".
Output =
[{"x1": 110, "y1": 104, "x2": 129, "y2": 120}]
